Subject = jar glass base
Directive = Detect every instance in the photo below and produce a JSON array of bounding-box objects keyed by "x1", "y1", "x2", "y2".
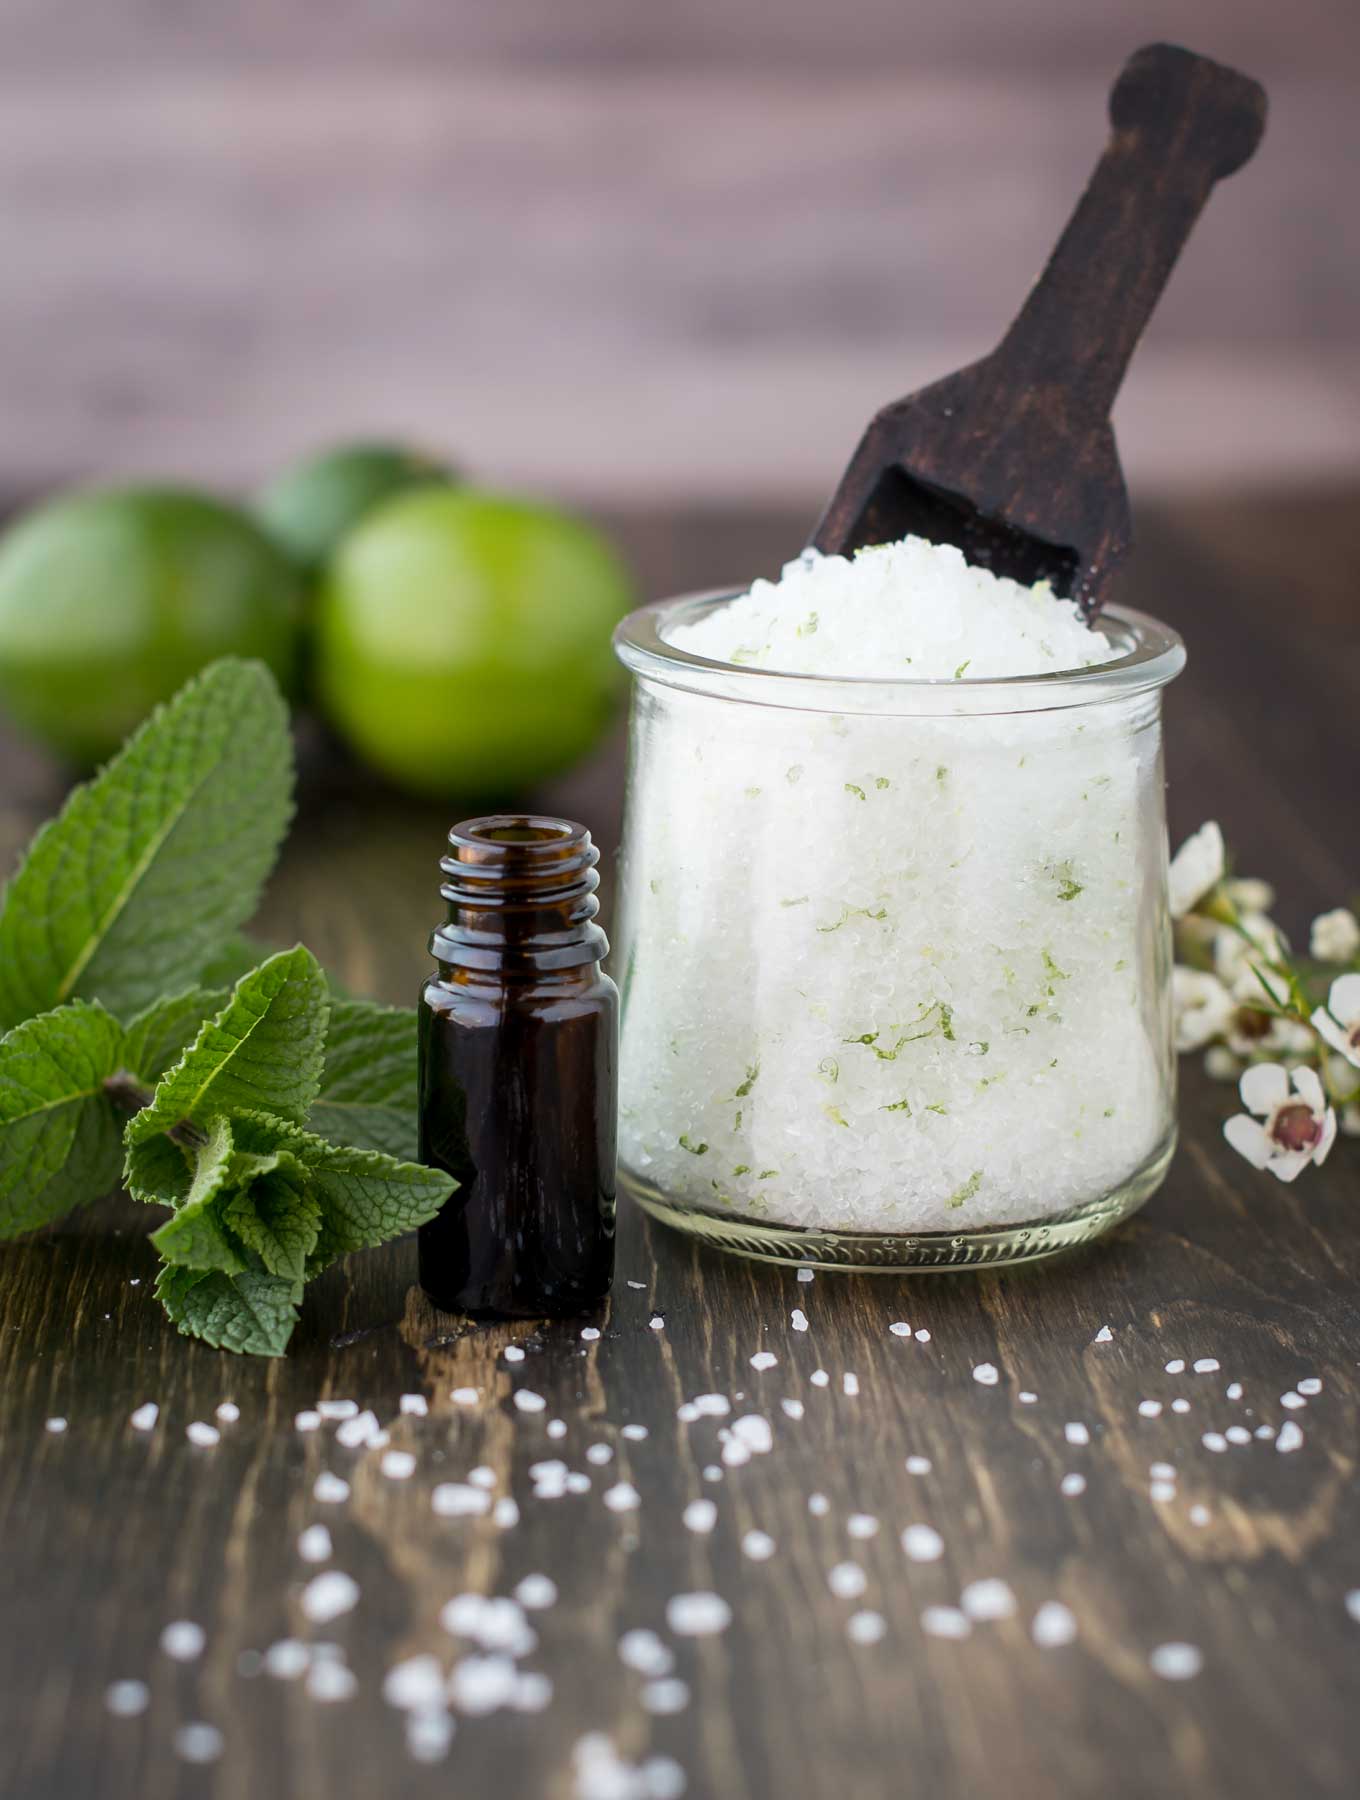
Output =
[{"x1": 622, "y1": 1133, "x2": 1175, "y2": 1272}]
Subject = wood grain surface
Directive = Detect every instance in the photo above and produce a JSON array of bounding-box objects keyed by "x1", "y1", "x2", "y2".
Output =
[{"x1": 1, "y1": 493, "x2": 1358, "y2": 1800}]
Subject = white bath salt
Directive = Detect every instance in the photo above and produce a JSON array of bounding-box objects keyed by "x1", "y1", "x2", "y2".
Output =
[
  {"x1": 808, "y1": 1493, "x2": 831, "y2": 1517},
  {"x1": 684, "y1": 1499, "x2": 718, "y2": 1534},
  {"x1": 381, "y1": 1450, "x2": 418, "y2": 1481},
  {"x1": 847, "y1": 1611, "x2": 887, "y2": 1646},
  {"x1": 791, "y1": 1309, "x2": 810, "y2": 1333},
  {"x1": 298, "y1": 1524, "x2": 333, "y2": 1564},
  {"x1": 649, "y1": 1316, "x2": 666, "y2": 1331},
  {"x1": 619, "y1": 1629, "x2": 675, "y2": 1677},
  {"x1": 676, "y1": 1403, "x2": 700, "y2": 1424},
  {"x1": 1150, "y1": 1461, "x2": 1177, "y2": 1481},
  {"x1": 1064, "y1": 1422, "x2": 1090, "y2": 1446},
  {"x1": 215, "y1": 1401, "x2": 240, "y2": 1424},
  {"x1": 494, "y1": 1497, "x2": 521, "y2": 1528},
  {"x1": 1280, "y1": 1391, "x2": 1305, "y2": 1410},
  {"x1": 1277, "y1": 1420, "x2": 1304, "y2": 1453},
  {"x1": 906, "y1": 1455, "x2": 932, "y2": 1476},
  {"x1": 915, "y1": 1329, "x2": 932, "y2": 1344},
  {"x1": 441, "y1": 1593, "x2": 490, "y2": 1638},
  {"x1": 889, "y1": 1322, "x2": 912, "y2": 1338},
  {"x1": 829, "y1": 1562, "x2": 868, "y2": 1599},
  {"x1": 513, "y1": 1390, "x2": 547, "y2": 1414},
  {"x1": 742, "y1": 1530, "x2": 776, "y2": 1561},
  {"x1": 704, "y1": 1464, "x2": 723, "y2": 1481},
  {"x1": 1138, "y1": 1399, "x2": 1163, "y2": 1418},
  {"x1": 129, "y1": 1403, "x2": 159, "y2": 1432},
  {"x1": 750, "y1": 1351, "x2": 778, "y2": 1371},
  {"x1": 622, "y1": 1424, "x2": 649, "y2": 1442},
  {"x1": 1226, "y1": 1382, "x2": 1244, "y2": 1400},
  {"x1": 504, "y1": 1345, "x2": 526, "y2": 1363},
  {"x1": 384, "y1": 1655, "x2": 447, "y2": 1712},
  {"x1": 400, "y1": 1393, "x2": 429, "y2": 1417},
  {"x1": 265, "y1": 1639, "x2": 311, "y2": 1680},
  {"x1": 450, "y1": 1653, "x2": 521, "y2": 1715},
  {"x1": 1031, "y1": 1602, "x2": 1078, "y2": 1648},
  {"x1": 307, "y1": 1660, "x2": 358, "y2": 1704},
  {"x1": 1093, "y1": 1325, "x2": 1113, "y2": 1343},
  {"x1": 667, "y1": 1592, "x2": 732, "y2": 1637},
  {"x1": 313, "y1": 1472, "x2": 350, "y2": 1505},
  {"x1": 1189, "y1": 1503, "x2": 1211, "y2": 1527},
  {"x1": 581, "y1": 1327, "x2": 601, "y2": 1342},
  {"x1": 318, "y1": 1399, "x2": 358, "y2": 1421},
  {"x1": 1171, "y1": 1399, "x2": 1191, "y2": 1414},
  {"x1": 732, "y1": 1415, "x2": 774, "y2": 1454},
  {"x1": 586, "y1": 1443, "x2": 614, "y2": 1466},
  {"x1": 973, "y1": 1364, "x2": 999, "y2": 1387},
  {"x1": 1192, "y1": 1358, "x2": 1220, "y2": 1375},
  {"x1": 961, "y1": 1578, "x2": 1016, "y2": 1623},
  {"x1": 186, "y1": 1421, "x2": 219, "y2": 1448},
  {"x1": 921, "y1": 1606, "x2": 971, "y2": 1640},
  {"x1": 626, "y1": 1279, "x2": 647, "y2": 1290},
  {"x1": 573, "y1": 1735, "x2": 687, "y2": 1800},
  {"x1": 604, "y1": 1482, "x2": 641, "y2": 1513},
  {"x1": 1345, "y1": 1591, "x2": 1360, "y2": 1625},
  {"x1": 432, "y1": 1483, "x2": 489, "y2": 1518},
  {"x1": 451, "y1": 1387, "x2": 480, "y2": 1407},
  {"x1": 566, "y1": 1472, "x2": 592, "y2": 1495},
  {"x1": 1150, "y1": 1481, "x2": 1176, "y2": 1503},
  {"x1": 1018, "y1": 1391, "x2": 1037, "y2": 1405},
  {"x1": 1165, "y1": 1359, "x2": 1186, "y2": 1375},
  {"x1": 161, "y1": 1620, "x2": 206, "y2": 1662},
  {"x1": 692, "y1": 1393, "x2": 731, "y2": 1417},
  {"x1": 294, "y1": 1410, "x2": 322, "y2": 1432},
  {"x1": 797, "y1": 1267, "x2": 815, "y2": 1283},
  {"x1": 1060, "y1": 1473, "x2": 1086, "y2": 1498},
  {"x1": 1201, "y1": 1432, "x2": 1228, "y2": 1454},
  {"x1": 105, "y1": 1680, "x2": 151, "y2": 1718},
  {"x1": 902, "y1": 1524, "x2": 945, "y2": 1563},
  {"x1": 407, "y1": 1708, "x2": 456, "y2": 1763},
  {"x1": 1298, "y1": 1377, "x2": 1323, "y2": 1396},
  {"x1": 843, "y1": 1372, "x2": 860, "y2": 1397},
  {"x1": 301, "y1": 1571, "x2": 360, "y2": 1624},
  {"x1": 512, "y1": 1671, "x2": 554, "y2": 1712},
  {"x1": 514, "y1": 1574, "x2": 558, "y2": 1611},
  {"x1": 847, "y1": 1514, "x2": 879, "y2": 1540},
  {"x1": 780, "y1": 1397, "x2": 805, "y2": 1421},
  {"x1": 642, "y1": 1678, "x2": 691, "y2": 1715},
  {"x1": 1224, "y1": 1425, "x2": 1251, "y2": 1446},
  {"x1": 810, "y1": 1369, "x2": 830, "y2": 1388},
  {"x1": 174, "y1": 1723, "x2": 224, "y2": 1764},
  {"x1": 1149, "y1": 1642, "x2": 1203, "y2": 1681},
  {"x1": 531, "y1": 1459, "x2": 568, "y2": 1485}
]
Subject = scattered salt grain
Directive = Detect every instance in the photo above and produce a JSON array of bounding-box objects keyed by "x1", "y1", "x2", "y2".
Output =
[
  {"x1": 604, "y1": 1482, "x2": 641, "y2": 1513},
  {"x1": 586, "y1": 1443, "x2": 614, "y2": 1465},
  {"x1": 174, "y1": 1723, "x2": 224, "y2": 1764},
  {"x1": 649, "y1": 1316, "x2": 666, "y2": 1331},
  {"x1": 684, "y1": 1499, "x2": 718, "y2": 1534},
  {"x1": 693, "y1": 1394, "x2": 730, "y2": 1417},
  {"x1": 161, "y1": 1621, "x2": 206, "y2": 1662},
  {"x1": 732, "y1": 1415, "x2": 773, "y2": 1454},
  {"x1": 313, "y1": 1472, "x2": 350, "y2": 1504},
  {"x1": 889, "y1": 1322, "x2": 912, "y2": 1338},
  {"x1": 921, "y1": 1606, "x2": 971, "y2": 1640},
  {"x1": 318, "y1": 1400, "x2": 358, "y2": 1421},
  {"x1": 1280, "y1": 1391, "x2": 1305, "y2": 1410},
  {"x1": 808, "y1": 1493, "x2": 831, "y2": 1517},
  {"x1": 432, "y1": 1483, "x2": 489, "y2": 1518},
  {"x1": 400, "y1": 1393, "x2": 429, "y2": 1417},
  {"x1": 973, "y1": 1363, "x2": 999, "y2": 1387},
  {"x1": 829, "y1": 1563, "x2": 867, "y2": 1599},
  {"x1": 677, "y1": 1403, "x2": 700, "y2": 1423},
  {"x1": 847, "y1": 1514, "x2": 879, "y2": 1540},
  {"x1": 797, "y1": 1267, "x2": 814, "y2": 1282},
  {"x1": 307, "y1": 1660, "x2": 358, "y2": 1703},
  {"x1": 1064, "y1": 1422, "x2": 1090, "y2": 1446},
  {"x1": 1192, "y1": 1359, "x2": 1220, "y2": 1375},
  {"x1": 742, "y1": 1530, "x2": 776, "y2": 1561},
  {"x1": 1060, "y1": 1474, "x2": 1086, "y2": 1498},
  {"x1": 452, "y1": 1387, "x2": 480, "y2": 1407},
  {"x1": 915, "y1": 1329, "x2": 932, "y2": 1343},
  {"x1": 1032, "y1": 1601, "x2": 1078, "y2": 1647},
  {"x1": 381, "y1": 1450, "x2": 417, "y2": 1480},
  {"x1": 906, "y1": 1455, "x2": 932, "y2": 1476},
  {"x1": 513, "y1": 1672, "x2": 554, "y2": 1712},
  {"x1": 848, "y1": 1611, "x2": 886, "y2": 1645},
  {"x1": 791, "y1": 1309, "x2": 809, "y2": 1333},
  {"x1": 1298, "y1": 1377, "x2": 1322, "y2": 1396},
  {"x1": 298, "y1": 1525, "x2": 333, "y2": 1563},
  {"x1": 1150, "y1": 1642, "x2": 1202, "y2": 1681},
  {"x1": 450, "y1": 1654, "x2": 520, "y2": 1715},
  {"x1": 619, "y1": 1629, "x2": 674, "y2": 1677},
  {"x1": 1165, "y1": 1359, "x2": 1185, "y2": 1375},
  {"x1": 1226, "y1": 1382, "x2": 1244, "y2": 1400},
  {"x1": 1171, "y1": 1399, "x2": 1191, "y2": 1414},
  {"x1": 1138, "y1": 1400, "x2": 1163, "y2": 1418},
  {"x1": 902, "y1": 1524, "x2": 944, "y2": 1563},
  {"x1": 810, "y1": 1369, "x2": 830, "y2": 1388},
  {"x1": 622, "y1": 1424, "x2": 649, "y2": 1442},
  {"x1": 581, "y1": 1327, "x2": 601, "y2": 1342},
  {"x1": 130, "y1": 1403, "x2": 158, "y2": 1432},
  {"x1": 1202, "y1": 1432, "x2": 1228, "y2": 1454},
  {"x1": 384, "y1": 1655, "x2": 446, "y2": 1712},
  {"x1": 1018, "y1": 1391, "x2": 1037, "y2": 1405},
  {"x1": 1225, "y1": 1426, "x2": 1252, "y2": 1446},
  {"x1": 215, "y1": 1402, "x2": 240, "y2": 1424},
  {"x1": 781, "y1": 1398, "x2": 805, "y2": 1420},
  {"x1": 406, "y1": 1709, "x2": 455, "y2": 1762},
  {"x1": 750, "y1": 1351, "x2": 778, "y2": 1371},
  {"x1": 961, "y1": 1579, "x2": 1016, "y2": 1622},
  {"x1": 1345, "y1": 1591, "x2": 1360, "y2": 1624},
  {"x1": 301, "y1": 1571, "x2": 360, "y2": 1624},
  {"x1": 494, "y1": 1498, "x2": 521, "y2": 1528},
  {"x1": 264, "y1": 1639, "x2": 310, "y2": 1680},
  {"x1": 1277, "y1": 1420, "x2": 1304, "y2": 1453},
  {"x1": 1150, "y1": 1481, "x2": 1176, "y2": 1503},
  {"x1": 1189, "y1": 1504, "x2": 1211, "y2": 1527},
  {"x1": 843, "y1": 1373, "x2": 860, "y2": 1396},
  {"x1": 105, "y1": 1680, "x2": 150, "y2": 1717},
  {"x1": 667, "y1": 1592, "x2": 731, "y2": 1636},
  {"x1": 642, "y1": 1678, "x2": 690, "y2": 1715},
  {"x1": 186, "y1": 1422, "x2": 219, "y2": 1448},
  {"x1": 516, "y1": 1575, "x2": 558, "y2": 1610},
  {"x1": 513, "y1": 1390, "x2": 547, "y2": 1414},
  {"x1": 294, "y1": 1410, "x2": 321, "y2": 1432},
  {"x1": 504, "y1": 1346, "x2": 526, "y2": 1363},
  {"x1": 1093, "y1": 1325, "x2": 1113, "y2": 1343}
]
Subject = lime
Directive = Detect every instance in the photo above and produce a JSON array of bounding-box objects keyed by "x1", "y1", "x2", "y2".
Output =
[
  {"x1": 314, "y1": 488, "x2": 633, "y2": 797},
  {"x1": 0, "y1": 487, "x2": 302, "y2": 765},
  {"x1": 256, "y1": 442, "x2": 454, "y2": 573}
]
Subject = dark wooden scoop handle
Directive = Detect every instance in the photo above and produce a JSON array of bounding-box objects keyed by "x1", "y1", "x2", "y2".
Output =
[{"x1": 999, "y1": 43, "x2": 1267, "y2": 422}]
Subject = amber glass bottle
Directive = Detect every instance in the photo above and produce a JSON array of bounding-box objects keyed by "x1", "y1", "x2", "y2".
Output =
[{"x1": 417, "y1": 816, "x2": 617, "y2": 1318}]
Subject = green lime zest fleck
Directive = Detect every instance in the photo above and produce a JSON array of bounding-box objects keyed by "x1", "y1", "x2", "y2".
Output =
[
  {"x1": 823, "y1": 1105, "x2": 849, "y2": 1129},
  {"x1": 881, "y1": 1098, "x2": 912, "y2": 1114},
  {"x1": 948, "y1": 1170, "x2": 983, "y2": 1209},
  {"x1": 678, "y1": 1134, "x2": 708, "y2": 1155},
  {"x1": 733, "y1": 1063, "x2": 760, "y2": 1098},
  {"x1": 845, "y1": 783, "x2": 866, "y2": 802},
  {"x1": 953, "y1": 660, "x2": 971, "y2": 680}
]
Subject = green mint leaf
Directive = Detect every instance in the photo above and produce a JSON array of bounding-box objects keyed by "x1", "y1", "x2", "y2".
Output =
[
  {"x1": 148, "y1": 1117, "x2": 247, "y2": 1273},
  {"x1": 0, "y1": 1002, "x2": 127, "y2": 1236},
  {"x1": 124, "y1": 949, "x2": 329, "y2": 1192},
  {"x1": 155, "y1": 1261, "x2": 300, "y2": 1358},
  {"x1": 122, "y1": 986, "x2": 230, "y2": 1086},
  {"x1": 0, "y1": 658, "x2": 293, "y2": 1032},
  {"x1": 223, "y1": 1168, "x2": 321, "y2": 1284},
  {"x1": 310, "y1": 1000, "x2": 419, "y2": 1160}
]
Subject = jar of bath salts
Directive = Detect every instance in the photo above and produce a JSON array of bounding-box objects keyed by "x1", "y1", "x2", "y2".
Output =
[{"x1": 611, "y1": 539, "x2": 1186, "y2": 1269}]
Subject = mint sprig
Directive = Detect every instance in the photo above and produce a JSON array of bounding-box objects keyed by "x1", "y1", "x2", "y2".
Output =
[{"x1": 0, "y1": 658, "x2": 454, "y2": 1355}]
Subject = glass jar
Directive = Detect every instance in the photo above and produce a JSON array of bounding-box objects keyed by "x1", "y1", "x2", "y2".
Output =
[{"x1": 612, "y1": 590, "x2": 1186, "y2": 1270}]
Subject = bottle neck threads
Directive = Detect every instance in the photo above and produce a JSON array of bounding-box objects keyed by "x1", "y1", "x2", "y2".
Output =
[{"x1": 431, "y1": 816, "x2": 607, "y2": 974}]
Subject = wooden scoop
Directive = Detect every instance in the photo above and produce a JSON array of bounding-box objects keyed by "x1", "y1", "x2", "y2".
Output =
[{"x1": 809, "y1": 43, "x2": 1267, "y2": 616}]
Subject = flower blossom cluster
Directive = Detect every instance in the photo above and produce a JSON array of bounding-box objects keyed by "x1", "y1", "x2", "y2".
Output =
[{"x1": 1168, "y1": 821, "x2": 1359, "y2": 1181}]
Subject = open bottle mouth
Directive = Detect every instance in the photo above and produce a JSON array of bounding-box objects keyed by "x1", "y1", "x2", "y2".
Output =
[
  {"x1": 435, "y1": 815, "x2": 605, "y2": 972},
  {"x1": 614, "y1": 592, "x2": 1185, "y2": 717}
]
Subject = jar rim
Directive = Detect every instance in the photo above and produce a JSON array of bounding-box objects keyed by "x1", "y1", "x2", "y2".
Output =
[{"x1": 614, "y1": 589, "x2": 1185, "y2": 717}]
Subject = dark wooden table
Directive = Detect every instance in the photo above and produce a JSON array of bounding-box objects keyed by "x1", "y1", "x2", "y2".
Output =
[{"x1": 2, "y1": 493, "x2": 1358, "y2": 1800}]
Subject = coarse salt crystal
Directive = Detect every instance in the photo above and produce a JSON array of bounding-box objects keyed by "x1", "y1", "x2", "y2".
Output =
[
  {"x1": 1226, "y1": 1382, "x2": 1244, "y2": 1400},
  {"x1": 921, "y1": 1606, "x2": 971, "y2": 1640},
  {"x1": 808, "y1": 1493, "x2": 830, "y2": 1517},
  {"x1": 973, "y1": 1364, "x2": 999, "y2": 1387},
  {"x1": 318, "y1": 1400, "x2": 358, "y2": 1421},
  {"x1": 400, "y1": 1393, "x2": 429, "y2": 1416},
  {"x1": 619, "y1": 1630, "x2": 674, "y2": 1677},
  {"x1": 406, "y1": 1709, "x2": 455, "y2": 1762},
  {"x1": 797, "y1": 1267, "x2": 814, "y2": 1282},
  {"x1": 1138, "y1": 1400, "x2": 1163, "y2": 1418},
  {"x1": 901, "y1": 1524, "x2": 944, "y2": 1563},
  {"x1": 494, "y1": 1498, "x2": 521, "y2": 1528},
  {"x1": 432, "y1": 1483, "x2": 489, "y2": 1518},
  {"x1": 732, "y1": 1415, "x2": 773, "y2": 1454},
  {"x1": 298, "y1": 1524, "x2": 333, "y2": 1563},
  {"x1": 693, "y1": 1394, "x2": 730, "y2": 1417},
  {"x1": 847, "y1": 1514, "x2": 878, "y2": 1540},
  {"x1": 215, "y1": 1402, "x2": 240, "y2": 1424},
  {"x1": 1225, "y1": 1426, "x2": 1251, "y2": 1446},
  {"x1": 1201, "y1": 1432, "x2": 1228, "y2": 1454},
  {"x1": 649, "y1": 1315, "x2": 665, "y2": 1331},
  {"x1": 791, "y1": 1309, "x2": 809, "y2": 1332},
  {"x1": 1018, "y1": 1391, "x2": 1037, "y2": 1405},
  {"x1": 906, "y1": 1455, "x2": 932, "y2": 1476},
  {"x1": 1149, "y1": 1642, "x2": 1202, "y2": 1681},
  {"x1": 263, "y1": 1639, "x2": 310, "y2": 1680},
  {"x1": 336, "y1": 1410, "x2": 381, "y2": 1449},
  {"x1": 961, "y1": 1579, "x2": 1015, "y2": 1622},
  {"x1": 513, "y1": 1390, "x2": 546, "y2": 1414},
  {"x1": 381, "y1": 1450, "x2": 417, "y2": 1480},
  {"x1": 383, "y1": 1655, "x2": 446, "y2": 1712},
  {"x1": 313, "y1": 1472, "x2": 350, "y2": 1504},
  {"x1": 843, "y1": 1373, "x2": 860, "y2": 1396},
  {"x1": 742, "y1": 1530, "x2": 776, "y2": 1561},
  {"x1": 301, "y1": 1571, "x2": 360, "y2": 1624},
  {"x1": 829, "y1": 1563, "x2": 867, "y2": 1599},
  {"x1": 642, "y1": 1678, "x2": 690, "y2": 1715},
  {"x1": 130, "y1": 1403, "x2": 159, "y2": 1432},
  {"x1": 1344, "y1": 1591, "x2": 1360, "y2": 1624},
  {"x1": 1192, "y1": 1359, "x2": 1220, "y2": 1374},
  {"x1": 1093, "y1": 1326, "x2": 1113, "y2": 1343},
  {"x1": 1171, "y1": 1399, "x2": 1191, "y2": 1414},
  {"x1": 604, "y1": 1482, "x2": 641, "y2": 1513},
  {"x1": 750, "y1": 1351, "x2": 777, "y2": 1371},
  {"x1": 586, "y1": 1443, "x2": 614, "y2": 1465},
  {"x1": 186, "y1": 1422, "x2": 219, "y2": 1447},
  {"x1": 307, "y1": 1660, "x2": 358, "y2": 1703},
  {"x1": 504, "y1": 1346, "x2": 526, "y2": 1363},
  {"x1": 451, "y1": 1387, "x2": 480, "y2": 1406},
  {"x1": 161, "y1": 1621, "x2": 206, "y2": 1661},
  {"x1": 810, "y1": 1369, "x2": 829, "y2": 1387},
  {"x1": 847, "y1": 1611, "x2": 886, "y2": 1645},
  {"x1": 1277, "y1": 1420, "x2": 1304, "y2": 1453},
  {"x1": 1064, "y1": 1422, "x2": 1089, "y2": 1446},
  {"x1": 516, "y1": 1574, "x2": 558, "y2": 1610},
  {"x1": 622, "y1": 1424, "x2": 649, "y2": 1441},
  {"x1": 105, "y1": 1680, "x2": 150, "y2": 1717},
  {"x1": 666, "y1": 1592, "x2": 731, "y2": 1636},
  {"x1": 580, "y1": 1327, "x2": 601, "y2": 1342},
  {"x1": 1280, "y1": 1391, "x2": 1305, "y2": 1410},
  {"x1": 1032, "y1": 1601, "x2": 1078, "y2": 1647},
  {"x1": 1165, "y1": 1359, "x2": 1185, "y2": 1375},
  {"x1": 1150, "y1": 1481, "x2": 1176, "y2": 1503},
  {"x1": 780, "y1": 1398, "x2": 805, "y2": 1420},
  {"x1": 1297, "y1": 1377, "x2": 1322, "y2": 1396},
  {"x1": 684, "y1": 1499, "x2": 718, "y2": 1534},
  {"x1": 1060, "y1": 1473, "x2": 1086, "y2": 1498},
  {"x1": 915, "y1": 1329, "x2": 932, "y2": 1343},
  {"x1": 174, "y1": 1723, "x2": 224, "y2": 1764},
  {"x1": 294, "y1": 1410, "x2": 322, "y2": 1432},
  {"x1": 889, "y1": 1322, "x2": 912, "y2": 1337}
]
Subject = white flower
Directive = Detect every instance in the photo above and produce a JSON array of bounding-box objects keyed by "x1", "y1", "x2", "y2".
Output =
[
  {"x1": 1224, "y1": 1006, "x2": 1313, "y2": 1062},
  {"x1": 1168, "y1": 822, "x2": 1225, "y2": 920},
  {"x1": 1342, "y1": 1104, "x2": 1360, "y2": 1140},
  {"x1": 1225, "y1": 876, "x2": 1275, "y2": 914},
  {"x1": 1172, "y1": 968, "x2": 1234, "y2": 1052},
  {"x1": 1309, "y1": 908, "x2": 1360, "y2": 965},
  {"x1": 1213, "y1": 914, "x2": 1286, "y2": 998},
  {"x1": 1312, "y1": 973, "x2": 1360, "y2": 1070},
  {"x1": 1223, "y1": 1064, "x2": 1337, "y2": 1183},
  {"x1": 1203, "y1": 1045, "x2": 1241, "y2": 1082}
]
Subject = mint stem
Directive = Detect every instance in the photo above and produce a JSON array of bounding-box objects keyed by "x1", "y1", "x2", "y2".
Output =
[{"x1": 103, "y1": 1071, "x2": 154, "y2": 1115}]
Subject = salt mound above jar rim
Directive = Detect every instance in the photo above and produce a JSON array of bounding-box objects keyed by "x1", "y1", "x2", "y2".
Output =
[{"x1": 666, "y1": 535, "x2": 1119, "y2": 680}]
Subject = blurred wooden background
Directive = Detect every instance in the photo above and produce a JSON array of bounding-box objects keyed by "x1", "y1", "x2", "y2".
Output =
[{"x1": 0, "y1": 0, "x2": 1356, "y2": 509}]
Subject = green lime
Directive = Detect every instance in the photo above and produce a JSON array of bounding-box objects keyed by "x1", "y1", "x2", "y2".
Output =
[
  {"x1": 314, "y1": 488, "x2": 633, "y2": 797},
  {"x1": 0, "y1": 487, "x2": 302, "y2": 765},
  {"x1": 256, "y1": 441, "x2": 454, "y2": 573}
]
